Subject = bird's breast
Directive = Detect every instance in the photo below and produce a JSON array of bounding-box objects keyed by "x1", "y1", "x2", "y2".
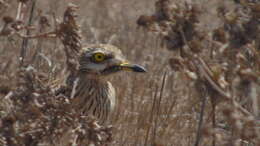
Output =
[{"x1": 71, "y1": 77, "x2": 116, "y2": 123}]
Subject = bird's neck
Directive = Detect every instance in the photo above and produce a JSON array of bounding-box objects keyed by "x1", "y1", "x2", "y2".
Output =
[
  {"x1": 77, "y1": 72, "x2": 107, "y2": 87},
  {"x1": 69, "y1": 71, "x2": 116, "y2": 122},
  {"x1": 77, "y1": 71, "x2": 116, "y2": 110}
]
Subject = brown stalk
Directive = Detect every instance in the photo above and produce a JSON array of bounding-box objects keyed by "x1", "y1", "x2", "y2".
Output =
[
  {"x1": 153, "y1": 71, "x2": 167, "y2": 145},
  {"x1": 193, "y1": 86, "x2": 207, "y2": 146},
  {"x1": 149, "y1": 83, "x2": 159, "y2": 145},
  {"x1": 19, "y1": 0, "x2": 37, "y2": 67}
]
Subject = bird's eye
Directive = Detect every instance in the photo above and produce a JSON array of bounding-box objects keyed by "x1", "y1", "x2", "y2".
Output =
[{"x1": 93, "y1": 52, "x2": 105, "y2": 62}]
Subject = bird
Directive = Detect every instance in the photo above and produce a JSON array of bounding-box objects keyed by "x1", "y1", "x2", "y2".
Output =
[{"x1": 66, "y1": 44, "x2": 146, "y2": 123}]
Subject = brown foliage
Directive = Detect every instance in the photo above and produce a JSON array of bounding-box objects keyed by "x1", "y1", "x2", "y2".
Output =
[
  {"x1": 0, "y1": 0, "x2": 259, "y2": 146},
  {"x1": 138, "y1": 0, "x2": 260, "y2": 145}
]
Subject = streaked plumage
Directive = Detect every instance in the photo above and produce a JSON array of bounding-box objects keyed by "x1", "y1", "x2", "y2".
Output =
[{"x1": 67, "y1": 44, "x2": 146, "y2": 123}]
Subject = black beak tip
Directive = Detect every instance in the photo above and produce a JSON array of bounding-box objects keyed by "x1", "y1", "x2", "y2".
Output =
[{"x1": 133, "y1": 64, "x2": 147, "y2": 73}]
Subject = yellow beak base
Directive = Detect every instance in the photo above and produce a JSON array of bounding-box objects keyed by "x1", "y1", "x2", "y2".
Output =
[{"x1": 119, "y1": 63, "x2": 146, "y2": 73}]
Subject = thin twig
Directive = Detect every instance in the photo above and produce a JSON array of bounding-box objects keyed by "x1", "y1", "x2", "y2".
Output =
[{"x1": 16, "y1": 31, "x2": 57, "y2": 39}]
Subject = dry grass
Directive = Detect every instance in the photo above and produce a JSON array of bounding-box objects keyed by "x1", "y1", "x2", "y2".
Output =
[{"x1": 0, "y1": 0, "x2": 259, "y2": 146}]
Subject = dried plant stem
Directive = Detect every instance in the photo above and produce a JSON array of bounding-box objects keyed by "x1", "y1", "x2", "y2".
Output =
[
  {"x1": 145, "y1": 83, "x2": 158, "y2": 146},
  {"x1": 31, "y1": 19, "x2": 48, "y2": 65},
  {"x1": 16, "y1": 2, "x2": 23, "y2": 20},
  {"x1": 150, "y1": 84, "x2": 159, "y2": 145},
  {"x1": 147, "y1": 71, "x2": 167, "y2": 145},
  {"x1": 153, "y1": 71, "x2": 167, "y2": 144},
  {"x1": 194, "y1": 91, "x2": 207, "y2": 146},
  {"x1": 250, "y1": 82, "x2": 259, "y2": 117},
  {"x1": 211, "y1": 98, "x2": 216, "y2": 146},
  {"x1": 19, "y1": 0, "x2": 37, "y2": 67},
  {"x1": 16, "y1": 31, "x2": 57, "y2": 39}
]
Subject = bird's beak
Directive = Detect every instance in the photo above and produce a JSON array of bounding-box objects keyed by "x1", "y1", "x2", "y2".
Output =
[{"x1": 119, "y1": 62, "x2": 146, "y2": 73}]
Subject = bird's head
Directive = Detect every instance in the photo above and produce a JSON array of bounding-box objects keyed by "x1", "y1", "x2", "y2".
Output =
[{"x1": 79, "y1": 44, "x2": 146, "y2": 76}]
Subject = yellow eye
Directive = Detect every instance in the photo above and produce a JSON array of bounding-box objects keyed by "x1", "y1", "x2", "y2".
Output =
[{"x1": 93, "y1": 52, "x2": 105, "y2": 62}]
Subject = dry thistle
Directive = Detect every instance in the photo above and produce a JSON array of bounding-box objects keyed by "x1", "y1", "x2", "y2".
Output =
[
  {"x1": 138, "y1": 0, "x2": 260, "y2": 145},
  {"x1": 0, "y1": 3, "x2": 114, "y2": 146}
]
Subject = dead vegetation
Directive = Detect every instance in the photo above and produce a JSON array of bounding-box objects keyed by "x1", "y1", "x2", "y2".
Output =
[
  {"x1": 0, "y1": 0, "x2": 259, "y2": 146},
  {"x1": 138, "y1": 0, "x2": 260, "y2": 145}
]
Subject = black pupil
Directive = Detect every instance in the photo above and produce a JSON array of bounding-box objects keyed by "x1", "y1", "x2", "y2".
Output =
[{"x1": 97, "y1": 55, "x2": 102, "y2": 59}]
